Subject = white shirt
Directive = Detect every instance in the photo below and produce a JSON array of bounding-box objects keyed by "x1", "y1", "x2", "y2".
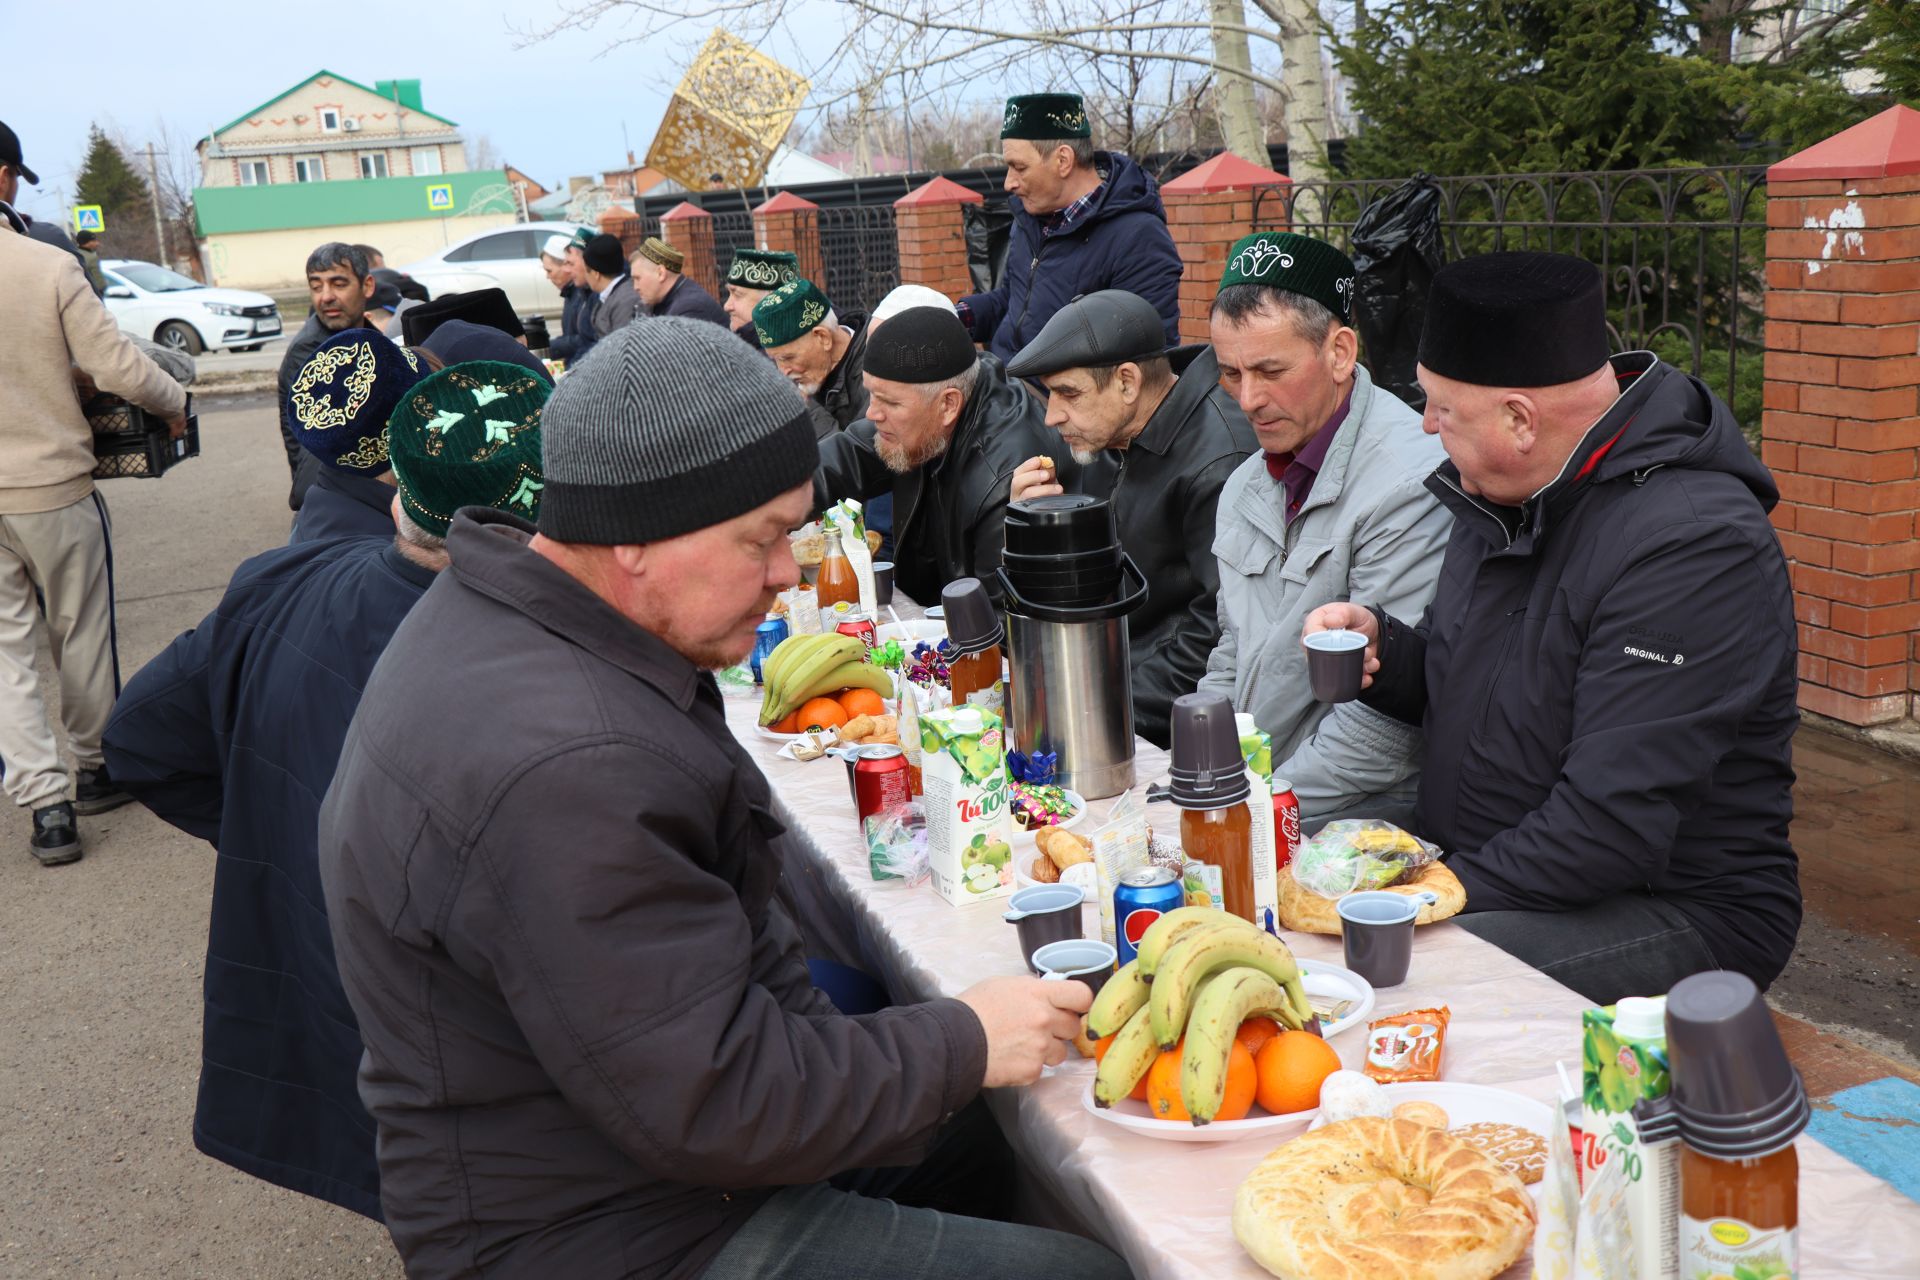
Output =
[{"x1": 597, "y1": 274, "x2": 628, "y2": 302}]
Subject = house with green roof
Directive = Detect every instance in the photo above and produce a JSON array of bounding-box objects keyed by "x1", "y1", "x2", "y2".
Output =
[{"x1": 193, "y1": 71, "x2": 518, "y2": 288}]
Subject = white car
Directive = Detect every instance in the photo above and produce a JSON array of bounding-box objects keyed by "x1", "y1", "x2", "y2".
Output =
[
  {"x1": 399, "y1": 221, "x2": 586, "y2": 316},
  {"x1": 100, "y1": 260, "x2": 283, "y2": 355}
]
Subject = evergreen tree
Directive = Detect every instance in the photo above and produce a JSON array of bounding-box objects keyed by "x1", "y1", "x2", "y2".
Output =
[
  {"x1": 74, "y1": 124, "x2": 151, "y2": 221},
  {"x1": 1860, "y1": 0, "x2": 1920, "y2": 105}
]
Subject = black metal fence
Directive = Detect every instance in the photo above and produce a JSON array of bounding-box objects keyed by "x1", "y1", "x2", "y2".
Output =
[
  {"x1": 1251, "y1": 167, "x2": 1771, "y2": 434},
  {"x1": 818, "y1": 205, "x2": 900, "y2": 319}
]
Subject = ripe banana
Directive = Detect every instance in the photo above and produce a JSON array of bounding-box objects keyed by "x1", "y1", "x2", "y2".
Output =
[
  {"x1": 758, "y1": 634, "x2": 869, "y2": 724},
  {"x1": 1092, "y1": 1003, "x2": 1159, "y2": 1108},
  {"x1": 1149, "y1": 922, "x2": 1302, "y2": 1049},
  {"x1": 793, "y1": 659, "x2": 894, "y2": 705},
  {"x1": 1284, "y1": 974, "x2": 1313, "y2": 1026},
  {"x1": 1135, "y1": 906, "x2": 1257, "y2": 980},
  {"x1": 1179, "y1": 967, "x2": 1292, "y2": 1125},
  {"x1": 1085, "y1": 959, "x2": 1148, "y2": 1039}
]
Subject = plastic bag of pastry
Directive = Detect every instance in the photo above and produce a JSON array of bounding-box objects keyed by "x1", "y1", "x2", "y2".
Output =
[
  {"x1": 1364, "y1": 1006, "x2": 1451, "y2": 1083},
  {"x1": 867, "y1": 800, "x2": 929, "y2": 883},
  {"x1": 1291, "y1": 819, "x2": 1441, "y2": 898}
]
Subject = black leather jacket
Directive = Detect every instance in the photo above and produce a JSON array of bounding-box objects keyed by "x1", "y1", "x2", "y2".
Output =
[
  {"x1": 815, "y1": 355, "x2": 1064, "y2": 607},
  {"x1": 808, "y1": 321, "x2": 870, "y2": 439},
  {"x1": 1079, "y1": 346, "x2": 1257, "y2": 746}
]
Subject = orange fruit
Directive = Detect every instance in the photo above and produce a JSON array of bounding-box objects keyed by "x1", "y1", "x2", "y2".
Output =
[
  {"x1": 771, "y1": 711, "x2": 802, "y2": 733},
  {"x1": 1254, "y1": 1030, "x2": 1343, "y2": 1116},
  {"x1": 1145, "y1": 1038, "x2": 1258, "y2": 1124},
  {"x1": 1235, "y1": 1016, "x2": 1282, "y2": 1059},
  {"x1": 796, "y1": 698, "x2": 848, "y2": 732},
  {"x1": 837, "y1": 687, "x2": 887, "y2": 718},
  {"x1": 1089, "y1": 1033, "x2": 1150, "y2": 1102}
]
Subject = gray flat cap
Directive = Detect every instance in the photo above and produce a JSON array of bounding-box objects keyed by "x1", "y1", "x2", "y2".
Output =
[{"x1": 1006, "y1": 289, "x2": 1167, "y2": 379}]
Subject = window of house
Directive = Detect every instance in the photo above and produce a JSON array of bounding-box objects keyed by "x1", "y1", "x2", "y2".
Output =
[
  {"x1": 359, "y1": 152, "x2": 389, "y2": 180},
  {"x1": 411, "y1": 145, "x2": 443, "y2": 176},
  {"x1": 293, "y1": 154, "x2": 326, "y2": 183},
  {"x1": 320, "y1": 107, "x2": 341, "y2": 132},
  {"x1": 238, "y1": 160, "x2": 270, "y2": 186}
]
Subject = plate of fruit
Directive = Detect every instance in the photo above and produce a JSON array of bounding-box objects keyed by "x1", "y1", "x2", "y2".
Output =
[
  {"x1": 756, "y1": 633, "x2": 896, "y2": 740},
  {"x1": 1079, "y1": 908, "x2": 1356, "y2": 1144}
]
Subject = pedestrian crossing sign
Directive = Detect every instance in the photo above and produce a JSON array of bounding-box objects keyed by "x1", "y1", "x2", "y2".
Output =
[
  {"x1": 426, "y1": 183, "x2": 454, "y2": 211},
  {"x1": 73, "y1": 205, "x2": 104, "y2": 232}
]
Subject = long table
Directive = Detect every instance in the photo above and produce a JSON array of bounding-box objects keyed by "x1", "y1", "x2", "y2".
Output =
[{"x1": 721, "y1": 671, "x2": 1920, "y2": 1277}]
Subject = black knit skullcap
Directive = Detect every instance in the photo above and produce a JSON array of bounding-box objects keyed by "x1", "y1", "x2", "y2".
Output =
[
  {"x1": 1418, "y1": 252, "x2": 1610, "y2": 388},
  {"x1": 584, "y1": 233, "x2": 626, "y2": 277},
  {"x1": 863, "y1": 306, "x2": 977, "y2": 383}
]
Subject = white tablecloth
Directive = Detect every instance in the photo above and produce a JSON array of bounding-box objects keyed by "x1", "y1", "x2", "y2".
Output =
[{"x1": 722, "y1": 661, "x2": 1920, "y2": 1277}]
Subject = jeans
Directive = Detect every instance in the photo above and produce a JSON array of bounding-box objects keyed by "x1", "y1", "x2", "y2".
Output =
[
  {"x1": 1455, "y1": 891, "x2": 1721, "y2": 1004},
  {"x1": 702, "y1": 1101, "x2": 1132, "y2": 1280}
]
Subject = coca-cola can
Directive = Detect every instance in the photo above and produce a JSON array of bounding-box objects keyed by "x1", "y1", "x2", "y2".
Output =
[
  {"x1": 853, "y1": 745, "x2": 911, "y2": 829},
  {"x1": 1272, "y1": 779, "x2": 1302, "y2": 870},
  {"x1": 836, "y1": 611, "x2": 877, "y2": 650}
]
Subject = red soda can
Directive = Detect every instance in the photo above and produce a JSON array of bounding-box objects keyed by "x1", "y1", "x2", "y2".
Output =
[
  {"x1": 836, "y1": 611, "x2": 877, "y2": 650},
  {"x1": 1272, "y1": 779, "x2": 1301, "y2": 870},
  {"x1": 853, "y1": 745, "x2": 911, "y2": 830}
]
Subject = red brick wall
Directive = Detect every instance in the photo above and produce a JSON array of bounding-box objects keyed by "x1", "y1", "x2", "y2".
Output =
[
  {"x1": 754, "y1": 194, "x2": 825, "y2": 290},
  {"x1": 660, "y1": 203, "x2": 720, "y2": 301},
  {"x1": 893, "y1": 178, "x2": 982, "y2": 303}
]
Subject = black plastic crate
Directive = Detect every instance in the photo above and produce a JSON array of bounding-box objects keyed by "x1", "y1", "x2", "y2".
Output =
[{"x1": 87, "y1": 393, "x2": 200, "y2": 480}]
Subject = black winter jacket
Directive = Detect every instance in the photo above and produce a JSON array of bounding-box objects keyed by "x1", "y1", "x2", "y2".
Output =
[
  {"x1": 549, "y1": 282, "x2": 597, "y2": 363},
  {"x1": 653, "y1": 273, "x2": 729, "y2": 327},
  {"x1": 1078, "y1": 346, "x2": 1257, "y2": 747},
  {"x1": 1364, "y1": 354, "x2": 1800, "y2": 988},
  {"x1": 288, "y1": 468, "x2": 396, "y2": 545},
  {"x1": 814, "y1": 355, "x2": 1063, "y2": 607}
]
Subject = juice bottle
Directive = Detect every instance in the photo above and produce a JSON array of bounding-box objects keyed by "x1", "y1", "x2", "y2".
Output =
[
  {"x1": 948, "y1": 642, "x2": 1004, "y2": 712},
  {"x1": 817, "y1": 527, "x2": 859, "y2": 610},
  {"x1": 1179, "y1": 802, "x2": 1253, "y2": 922},
  {"x1": 1679, "y1": 1144, "x2": 1798, "y2": 1278},
  {"x1": 941, "y1": 577, "x2": 1005, "y2": 715}
]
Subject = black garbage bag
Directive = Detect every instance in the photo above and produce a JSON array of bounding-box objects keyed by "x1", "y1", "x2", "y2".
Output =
[
  {"x1": 1349, "y1": 176, "x2": 1443, "y2": 410},
  {"x1": 962, "y1": 201, "x2": 1015, "y2": 293}
]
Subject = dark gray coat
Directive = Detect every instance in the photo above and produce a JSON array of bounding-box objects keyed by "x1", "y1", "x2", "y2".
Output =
[{"x1": 319, "y1": 511, "x2": 987, "y2": 1279}]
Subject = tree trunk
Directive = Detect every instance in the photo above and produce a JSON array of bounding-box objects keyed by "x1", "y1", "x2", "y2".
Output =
[
  {"x1": 1210, "y1": 0, "x2": 1270, "y2": 167},
  {"x1": 1693, "y1": 0, "x2": 1740, "y2": 64},
  {"x1": 1275, "y1": 0, "x2": 1331, "y2": 187}
]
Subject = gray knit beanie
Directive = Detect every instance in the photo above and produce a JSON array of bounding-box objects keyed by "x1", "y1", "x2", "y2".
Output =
[{"x1": 536, "y1": 318, "x2": 819, "y2": 544}]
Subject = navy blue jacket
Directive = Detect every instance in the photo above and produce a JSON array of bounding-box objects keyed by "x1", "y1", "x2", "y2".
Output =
[
  {"x1": 549, "y1": 281, "x2": 598, "y2": 363},
  {"x1": 1363, "y1": 354, "x2": 1801, "y2": 989},
  {"x1": 102, "y1": 537, "x2": 438, "y2": 1220},
  {"x1": 655, "y1": 273, "x2": 730, "y2": 327},
  {"x1": 959, "y1": 151, "x2": 1182, "y2": 365},
  {"x1": 288, "y1": 468, "x2": 395, "y2": 545}
]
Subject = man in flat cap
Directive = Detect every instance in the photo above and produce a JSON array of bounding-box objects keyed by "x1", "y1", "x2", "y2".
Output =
[
  {"x1": 548, "y1": 228, "x2": 599, "y2": 365},
  {"x1": 105, "y1": 360, "x2": 549, "y2": 1222},
  {"x1": 581, "y1": 233, "x2": 641, "y2": 339},
  {"x1": 632, "y1": 235, "x2": 728, "y2": 327},
  {"x1": 317, "y1": 319, "x2": 1126, "y2": 1279},
  {"x1": 1006, "y1": 290, "x2": 1256, "y2": 747},
  {"x1": 815, "y1": 307, "x2": 1063, "y2": 606},
  {"x1": 754, "y1": 277, "x2": 870, "y2": 440},
  {"x1": 285, "y1": 327, "x2": 430, "y2": 545},
  {"x1": 722, "y1": 247, "x2": 802, "y2": 350},
  {"x1": 957, "y1": 92, "x2": 1182, "y2": 366},
  {"x1": 1201, "y1": 232, "x2": 1450, "y2": 827},
  {"x1": 1307, "y1": 251, "x2": 1800, "y2": 1003}
]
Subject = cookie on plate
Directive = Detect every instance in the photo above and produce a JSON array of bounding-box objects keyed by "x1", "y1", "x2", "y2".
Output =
[{"x1": 1451, "y1": 1121, "x2": 1548, "y2": 1186}]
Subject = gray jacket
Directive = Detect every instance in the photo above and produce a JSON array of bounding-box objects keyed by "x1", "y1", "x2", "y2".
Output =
[
  {"x1": 591, "y1": 274, "x2": 642, "y2": 337},
  {"x1": 1199, "y1": 364, "x2": 1450, "y2": 823}
]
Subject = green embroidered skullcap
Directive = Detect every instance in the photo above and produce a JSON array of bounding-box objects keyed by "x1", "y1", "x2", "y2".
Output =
[
  {"x1": 1218, "y1": 232, "x2": 1357, "y2": 322},
  {"x1": 1002, "y1": 93, "x2": 1090, "y2": 140},
  {"x1": 387, "y1": 360, "x2": 549, "y2": 537},
  {"x1": 752, "y1": 278, "x2": 834, "y2": 349},
  {"x1": 726, "y1": 248, "x2": 800, "y2": 290},
  {"x1": 566, "y1": 226, "x2": 593, "y2": 252}
]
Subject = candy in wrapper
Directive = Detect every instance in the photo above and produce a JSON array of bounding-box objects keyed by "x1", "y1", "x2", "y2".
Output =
[{"x1": 1364, "y1": 1006, "x2": 1451, "y2": 1083}]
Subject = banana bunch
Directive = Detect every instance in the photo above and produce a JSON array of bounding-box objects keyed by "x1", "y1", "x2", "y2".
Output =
[
  {"x1": 758, "y1": 634, "x2": 895, "y2": 726},
  {"x1": 1089, "y1": 910, "x2": 1315, "y2": 1126}
]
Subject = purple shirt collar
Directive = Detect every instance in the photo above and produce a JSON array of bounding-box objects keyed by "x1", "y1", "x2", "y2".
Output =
[{"x1": 1264, "y1": 386, "x2": 1353, "y2": 523}]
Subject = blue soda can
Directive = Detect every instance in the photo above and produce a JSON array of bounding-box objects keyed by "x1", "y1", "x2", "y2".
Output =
[
  {"x1": 1114, "y1": 866, "x2": 1184, "y2": 968},
  {"x1": 751, "y1": 616, "x2": 790, "y2": 685}
]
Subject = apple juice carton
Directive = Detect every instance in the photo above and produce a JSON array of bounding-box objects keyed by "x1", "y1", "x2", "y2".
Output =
[
  {"x1": 1582, "y1": 996, "x2": 1679, "y2": 1280},
  {"x1": 920, "y1": 705, "x2": 1014, "y2": 905},
  {"x1": 1235, "y1": 714, "x2": 1280, "y2": 931}
]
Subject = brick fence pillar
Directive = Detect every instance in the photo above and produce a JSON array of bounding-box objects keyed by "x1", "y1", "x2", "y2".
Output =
[
  {"x1": 753, "y1": 191, "x2": 825, "y2": 288},
  {"x1": 1160, "y1": 153, "x2": 1289, "y2": 345},
  {"x1": 1763, "y1": 105, "x2": 1920, "y2": 727},
  {"x1": 660, "y1": 201, "x2": 720, "y2": 302},
  {"x1": 893, "y1": 177, "x2": 983, "y2": 302},
  {"x1": 600, "y1": 205, "x2": 643, "y2": 258}
]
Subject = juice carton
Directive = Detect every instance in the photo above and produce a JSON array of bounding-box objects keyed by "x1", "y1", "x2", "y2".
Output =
[
  {"x1": 1235, "y1": 715, "x2": 1280, "y2": 931},
  {"x1": 1582, "y1": 997, "x2": 1679, "y2": 1280},
  {"x1": 920, "y1": 705, "x2": 1014, "y2": 905}
]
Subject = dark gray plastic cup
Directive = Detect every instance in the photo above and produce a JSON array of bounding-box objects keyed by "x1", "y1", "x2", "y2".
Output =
[
  {"x1": 1032, "y1": 937, "x2": 1116, "y2": 995},
  {"x1": 1336, "y1": 890, "x2": 1437, "y2": 988},
  {"x1": 1004, "y1": 885, "x2": 1086, "y2": 974},
  {"x1": 1168, "y1": 692, "x2": 1251, "y2": 808},
  {"x1": 872, "y1": 561, "x2": 895, "y2": 606},
  {"x1": 941, "y1": 577, "x2": 1002, "y2": 654},
  {"x1": 1306, "y1": 629, "x2": 1369, "y2": 702},
  {"x1": 1666, "y1": 969, "x2": 1810, "y2": 1156}
]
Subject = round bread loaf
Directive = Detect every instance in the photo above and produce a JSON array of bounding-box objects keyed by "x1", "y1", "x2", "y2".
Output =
[
  {"x1": 1278, "y1": 859, "x2": 1466, "y2": 936},
  {"x1": 1233, "y1": 1116, "x2": 1534, "y2": 1280}
]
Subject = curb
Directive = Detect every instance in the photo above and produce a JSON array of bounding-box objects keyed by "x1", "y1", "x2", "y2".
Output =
[{"x1": 191, "y1": 377, "x2": 277, "y2": 399}]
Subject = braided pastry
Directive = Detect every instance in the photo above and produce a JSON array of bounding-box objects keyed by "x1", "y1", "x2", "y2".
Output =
[{"x1": 1233, "y1": 1117, "x2": 1535, "y2": 1280}]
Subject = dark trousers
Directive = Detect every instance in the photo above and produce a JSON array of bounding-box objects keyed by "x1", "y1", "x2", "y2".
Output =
[{"x1": 1455, "y1": 891, "x2": 1720, "y2": 1004}]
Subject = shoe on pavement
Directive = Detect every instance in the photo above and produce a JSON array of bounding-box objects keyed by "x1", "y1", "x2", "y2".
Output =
[
  {"x1": 73, "y1": 765, "x2": 131, "y2": 816},
  {"x1": 30, "y1": 801, "x2": 83, "y2": 866}
]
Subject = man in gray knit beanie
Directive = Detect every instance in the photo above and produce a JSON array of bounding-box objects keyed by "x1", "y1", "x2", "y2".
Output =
[{"x1": 319, "y1": 316, "x2": 1122, "y2": 1280}]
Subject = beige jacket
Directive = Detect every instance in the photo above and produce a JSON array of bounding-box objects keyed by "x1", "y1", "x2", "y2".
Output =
[{"x1": 0, "y1": 230, "x2": 186, "y2": 513}]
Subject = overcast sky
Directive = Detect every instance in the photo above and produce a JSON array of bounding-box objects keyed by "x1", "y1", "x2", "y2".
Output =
[{"x1": 4, "y1": 0, "x2": 857, "y2": 223}]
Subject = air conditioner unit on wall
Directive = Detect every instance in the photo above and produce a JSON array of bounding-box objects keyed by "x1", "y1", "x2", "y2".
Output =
[{"x1": 343, "y1": 119, "x2": 362, "y2": 132}]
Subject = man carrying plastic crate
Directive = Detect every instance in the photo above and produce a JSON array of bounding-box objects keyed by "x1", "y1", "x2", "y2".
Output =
[{"x1": 0, "y1": 119, "x2": 189, "y2": 866}]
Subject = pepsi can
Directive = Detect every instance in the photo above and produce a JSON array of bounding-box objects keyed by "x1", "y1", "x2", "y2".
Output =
[
  {"x1": 1114, "y1": 866, "x2": 1183, "y2": 968},
  {"x1": 750, "y1": 616, "x2": 790, "y2": 685}
]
